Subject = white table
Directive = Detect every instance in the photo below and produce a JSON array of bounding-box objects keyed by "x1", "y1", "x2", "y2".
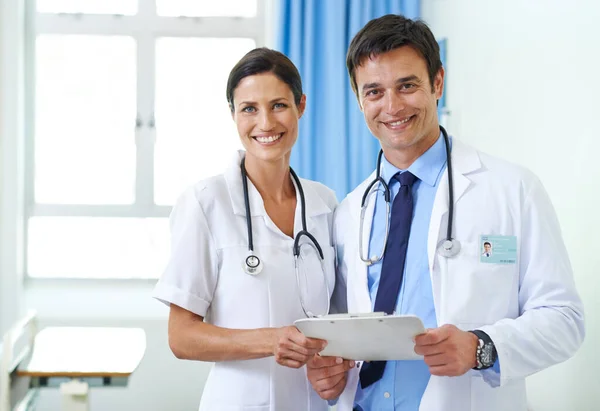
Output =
[{"x1": 16, "y1": 327, "x2": 146, "y2": 411}]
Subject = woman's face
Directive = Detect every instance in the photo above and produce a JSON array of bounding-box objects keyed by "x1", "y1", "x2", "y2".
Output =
[{"x1": 231, "y1": 72, "x2": 305, "y2": 164}]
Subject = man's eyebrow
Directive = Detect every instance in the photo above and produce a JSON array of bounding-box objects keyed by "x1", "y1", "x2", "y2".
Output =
[
  {"x1": 395, "y1": 75, "x2": 420, "y2": 84},
  {"x1": 361, "y1": 82, "x2": 381, "y2": 93}
]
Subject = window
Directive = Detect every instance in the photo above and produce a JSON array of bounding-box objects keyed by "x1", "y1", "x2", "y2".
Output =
[{"x1": 27, "y1": 0, "x2": 265, "y2": 279}]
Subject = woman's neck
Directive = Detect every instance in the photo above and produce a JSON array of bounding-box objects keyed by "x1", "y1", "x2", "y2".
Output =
[{"x1": 243, "y1": 153, "x2": 295, "y2": 203}]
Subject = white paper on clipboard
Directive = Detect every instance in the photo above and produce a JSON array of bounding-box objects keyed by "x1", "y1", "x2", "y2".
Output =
[{"x1": 294, "y1": 313, "x2": 425, "y2": 361}]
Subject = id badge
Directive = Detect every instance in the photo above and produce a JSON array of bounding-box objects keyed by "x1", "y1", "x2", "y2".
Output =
[{"x1": 480, "y1": 235, "x2": 517, "y2": 264}]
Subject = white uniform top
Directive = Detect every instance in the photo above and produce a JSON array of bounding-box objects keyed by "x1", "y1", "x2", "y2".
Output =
[{"x1": 153, "y1": 151, "x2": 337, "y2": 411}]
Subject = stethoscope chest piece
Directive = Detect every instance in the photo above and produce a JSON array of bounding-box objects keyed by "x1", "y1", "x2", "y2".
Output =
[
  {"x1": 244, "y1": 254, "x2": 263, "y2": 276},
  {"x1": 437, "y1": 238, "x2": 461, "y2": 258}
]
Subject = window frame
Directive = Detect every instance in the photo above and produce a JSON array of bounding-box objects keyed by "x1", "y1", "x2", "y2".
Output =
[{"x1": 24, "y1": 0, "x2": 267, "y2": 279}]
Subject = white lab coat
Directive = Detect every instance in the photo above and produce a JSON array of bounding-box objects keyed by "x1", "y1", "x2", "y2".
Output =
[
  {"x1": 153, "y1": 151, "x2": 337, "y2": 411},
  {"x1": 331, "y1": 139, "x2": 584, "y2": 411}
]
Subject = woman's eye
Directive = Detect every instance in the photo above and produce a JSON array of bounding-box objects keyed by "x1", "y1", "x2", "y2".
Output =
[
  {"x1": 242, "y1": 106, "x2": 256, "y2": 113},
  {"x1": 273, "y1": 102, "x2": 287, "y2": 109}
]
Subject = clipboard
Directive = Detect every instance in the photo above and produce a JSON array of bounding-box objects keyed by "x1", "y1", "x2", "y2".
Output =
[{"x1": 294, "y1": 313, "x2": 425, "y2": 361}]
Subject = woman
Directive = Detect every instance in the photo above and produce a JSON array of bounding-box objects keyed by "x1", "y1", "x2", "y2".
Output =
[{"x1": 153, "y1": 48, "x2": 337, "y2": 411}]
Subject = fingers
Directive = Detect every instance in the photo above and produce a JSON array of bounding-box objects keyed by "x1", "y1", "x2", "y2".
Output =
[
  {"x1": 275, "y1": 348, "x2": 313, "y2": 367},
  {"x1": 274, "y1": 327, "x2": 327, "y2": 368},
  {"x1": 315, "y1": 372, "x2": 348, "y2": 400},
  {"x1": 288, "y1": 329, "x2": 327, "y2": 352},
  {"x1": 414, "y1": 342, "x2": 444, "y2": 356},
  {"x1": 308, "y1": 357, "x2": 353, "y2": 401},
  {"x1": 308, "y1": 355, "x2": 345, "y2": 369},
  {"x1": 414, "y1": 325, "x2": 453, "y2": 346},
  {"x1": 311, "y1": 359, "x2": 355, "y2": 382},
  {"x1": 422, "y1": 352, "x2": 448, "y2": 367}
]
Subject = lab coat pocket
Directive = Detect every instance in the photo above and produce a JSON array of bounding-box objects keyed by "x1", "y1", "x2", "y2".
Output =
[
  {"x1": 445, "y1": 241, "x2": 518, "y2": 324},
  {"x1": 470, "y1": 373, "x2": 527, "y2": 411}
]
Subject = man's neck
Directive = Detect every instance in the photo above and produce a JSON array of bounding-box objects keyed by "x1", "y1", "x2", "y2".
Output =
[{"x1": 382, "y1": 125, "x2": 440, "y2": 170}]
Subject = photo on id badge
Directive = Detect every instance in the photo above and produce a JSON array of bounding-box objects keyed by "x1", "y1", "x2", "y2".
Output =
[{"x1": 480, "y1": 235, "x2": 517, "y2": 264}]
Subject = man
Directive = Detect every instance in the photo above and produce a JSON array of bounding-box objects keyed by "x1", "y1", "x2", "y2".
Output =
[
  {"x1": 482, "y1": 241, "x2": 492, "y2": 257},
  {"x1": 306, "y1": 14, "x2": 584, "y2": 411}
]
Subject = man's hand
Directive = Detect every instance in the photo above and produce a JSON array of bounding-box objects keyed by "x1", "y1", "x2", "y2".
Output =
[
  {"x1": 272, "y1": 326, "x2": 326, "y2": 368},
  {"x1": 307, "y1": 355, "x2": 355, "y2": 400},
  {"x1": 414, "y1": 324, "x2": 478, "y2": 376}
]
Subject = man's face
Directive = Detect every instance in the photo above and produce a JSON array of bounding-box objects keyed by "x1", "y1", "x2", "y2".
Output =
[
  {"x1": 484, "y1": 244, "x2": 491, "y2": 253},
  {"x1": 354, "y1": 46, "x2": 444, "y2": 156}
]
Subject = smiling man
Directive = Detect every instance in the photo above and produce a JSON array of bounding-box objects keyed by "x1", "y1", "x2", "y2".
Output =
[{"x1": 306, "y1": 14, "x2": 585, "y2": 411}]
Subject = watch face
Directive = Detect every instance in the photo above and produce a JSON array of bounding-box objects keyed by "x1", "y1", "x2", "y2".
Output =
[{"x1": 481, "y1": 343, "x2": 494, "y2": 366}]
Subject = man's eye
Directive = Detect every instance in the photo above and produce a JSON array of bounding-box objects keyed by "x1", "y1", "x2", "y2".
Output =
[
  {"x1": 401, "y1": 83, "x2": 415, "y2": 90},
  {"x1": 366, "y1": 89, "x2": 379, "y2": 97}
]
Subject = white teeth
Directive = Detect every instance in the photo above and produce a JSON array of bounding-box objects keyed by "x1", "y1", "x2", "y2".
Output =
[
  {"x1": 389, "y1": 117, "x2": 411, "y2": 126},
  {"x1": 255, "y1": 134, "x2": 282, "y2": 143}
]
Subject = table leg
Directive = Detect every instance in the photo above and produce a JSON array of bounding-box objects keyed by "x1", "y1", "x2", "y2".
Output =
[{"x1": 60, "y1": 380, "x2": 89, "y2": 411}]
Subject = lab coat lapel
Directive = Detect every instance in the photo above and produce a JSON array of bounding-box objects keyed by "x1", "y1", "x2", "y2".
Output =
[{"x1": 427, "y1": 139, "x2": 482, "y2": 272}]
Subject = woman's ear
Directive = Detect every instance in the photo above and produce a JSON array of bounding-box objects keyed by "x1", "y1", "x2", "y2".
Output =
[{"x1": 297, "y1": 94, "x2": 307, "y2": 118}]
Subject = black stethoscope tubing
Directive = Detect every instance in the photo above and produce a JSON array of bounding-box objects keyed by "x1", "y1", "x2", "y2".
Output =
[{"x1": 240, "y1": 157, "x2": 324, "y2": 259}]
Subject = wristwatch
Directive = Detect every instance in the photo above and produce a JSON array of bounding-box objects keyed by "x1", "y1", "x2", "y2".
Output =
[{"x1": 469, "y1": 330, "x2": 497, "y2": 370}]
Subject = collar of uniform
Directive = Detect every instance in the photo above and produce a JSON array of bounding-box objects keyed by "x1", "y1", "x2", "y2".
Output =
[
  {"x1": 293, "y1": 176, "x2": 334, "y2": 218},
  {"x1": 381, "y1": 130, "x2": 450, "y2": 187},
  {"x1": 224, "y1": 150, "x2": 333, "y2": 218},
  {"x1": 224, "y1": 150, "x2": 267, "y2": 217}
]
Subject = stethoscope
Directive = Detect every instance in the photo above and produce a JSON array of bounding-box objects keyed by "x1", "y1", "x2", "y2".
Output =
[
  {"x1": 240, "y1": 157, "x2": 330, "y2": 317},
  {"x1": 359, "y1": 125, "x2": 461, "y2": 266}
]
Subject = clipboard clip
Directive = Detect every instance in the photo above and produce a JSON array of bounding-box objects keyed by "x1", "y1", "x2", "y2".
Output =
[{"x1": 320, "y1": 312, "x2": 388, "y2": 319}]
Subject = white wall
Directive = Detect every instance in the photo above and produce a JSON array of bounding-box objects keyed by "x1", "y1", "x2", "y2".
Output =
[
  {"x1": 422, "y1": 1, "x2": 599, "y2": 410},
  {"x1": 0, "y1": 0, "x2": 25, "y2": 336}
]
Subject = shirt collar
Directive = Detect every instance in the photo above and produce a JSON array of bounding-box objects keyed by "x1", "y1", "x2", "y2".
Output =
[{"x1": 380, "y1": 131, "x2": 451, "y2": 187}]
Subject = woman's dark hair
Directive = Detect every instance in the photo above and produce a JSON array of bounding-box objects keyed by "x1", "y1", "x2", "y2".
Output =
[
  {"x1": 226, "y1": 47, "x2": 303, "y2": 112},
  {"x1": 346, "y1": 14, "x2": 442, "y2": 97}
]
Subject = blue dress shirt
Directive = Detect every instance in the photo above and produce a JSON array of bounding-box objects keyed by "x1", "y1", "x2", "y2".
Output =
[{"x1": 353, "y1": 134, "x2": 447, "y2": 411}]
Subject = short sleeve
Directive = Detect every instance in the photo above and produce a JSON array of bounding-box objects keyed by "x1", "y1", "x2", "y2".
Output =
[{"x1": 152, "y1": 186, "x2": 219, "y2": 317}]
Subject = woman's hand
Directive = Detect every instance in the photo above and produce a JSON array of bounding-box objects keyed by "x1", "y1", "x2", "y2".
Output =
[{"x1": 272, "y1": 326, "x2": 327, "y2": 368}]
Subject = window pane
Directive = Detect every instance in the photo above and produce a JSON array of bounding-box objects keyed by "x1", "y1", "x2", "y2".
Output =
[
  {"x1": 37, "y1": 0, "x2": 138, "y2": 15},
  {"x1": 28, "y1": 217, "x2": 169, "y2": 279},
  {"x1": 154, "y1": 37, "x2": 255, "y2": 205},
  {"x1": 156, "y1": 0, "x2": 257, "y2": 17},
  {"x1": 35, "y1": 35, "x2": 137, "y2": 204}
]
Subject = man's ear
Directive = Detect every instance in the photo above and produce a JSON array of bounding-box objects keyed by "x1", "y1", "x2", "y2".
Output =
[{"x1": 434, "y1": 67, "x2": 445, "y2": 100}]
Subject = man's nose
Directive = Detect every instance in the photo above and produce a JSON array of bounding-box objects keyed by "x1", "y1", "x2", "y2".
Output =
[{"x1": 385, "y1": 92, "x2": 406, "y2": 115}]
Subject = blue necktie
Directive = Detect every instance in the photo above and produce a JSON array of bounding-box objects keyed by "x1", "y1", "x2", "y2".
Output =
[{"x1": 359, "y1": 171, "x2": 418, "y2": 389}]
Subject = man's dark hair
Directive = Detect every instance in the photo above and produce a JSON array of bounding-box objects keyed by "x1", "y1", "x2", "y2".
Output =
[
  {"x1": 346, "y1": 14, "x2": 442, "y2": 97},
  {"x1": 484, "y1": 242, "x2": 492, "y2": 247}
]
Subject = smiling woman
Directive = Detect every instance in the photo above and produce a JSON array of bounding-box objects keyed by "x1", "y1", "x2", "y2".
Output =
[{"x1": 152, "y1": 48, "x2": 342, "y2": 411}]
